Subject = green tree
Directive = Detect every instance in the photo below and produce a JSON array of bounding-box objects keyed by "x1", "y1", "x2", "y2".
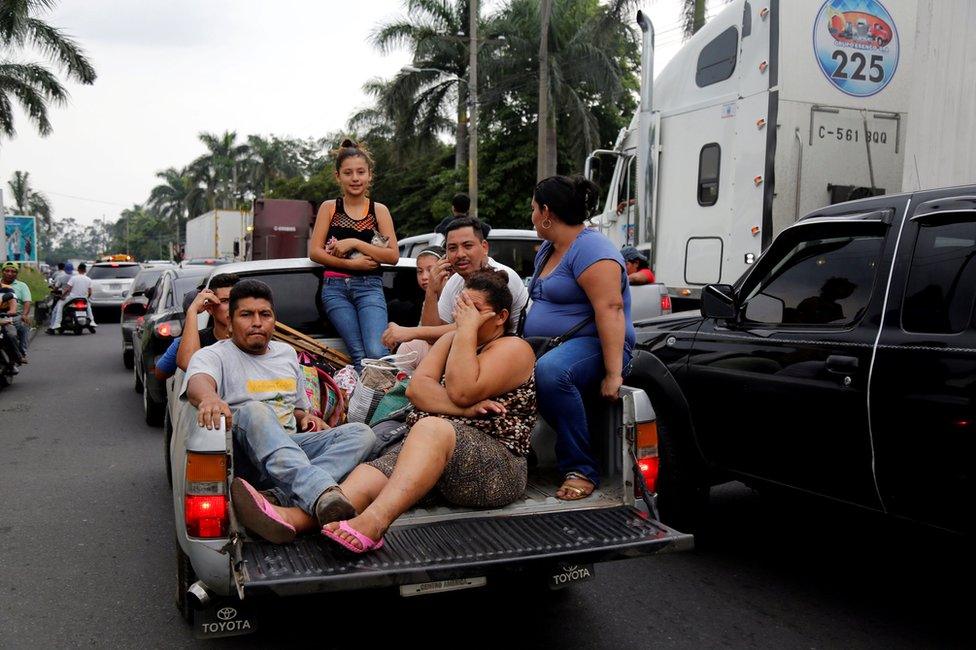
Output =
[
  {"x1": 370, "y1": 0, "x2": 475, "y2": 169},
  {"x1": 245, "y1": 135, "x2": 304, "y2": 196},
  {"x1": 682, "y1": 0, "x2": 707, "y2": 39},
  {"x1": 190, "y1": 130, "x2": 251, "y2": 210},
  {"x1": 7, "y1": 170, "x2": 51, "y2": 233},
  {"x1": 0, "y1": 0, "x2": 96, "y2": 140},
  {"x1": 487, "y1": 0, "x2": 641, "y2": 177},
  {"x1": 148, "y1": 166, "x2": 204, "y2": 251}
]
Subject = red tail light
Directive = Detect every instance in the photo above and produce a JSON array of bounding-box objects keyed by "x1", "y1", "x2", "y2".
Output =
[
  {"x1": 634, "y1": 421, "x2": 660, "y2": 495},
  {"x1": 185, "y1": 453, "x2": 228, "y2": 539},
  {"x1": 71, "y1": 300, "x2": 87, "y2": 309},
  {"x1": 185, "y1": 496, "x2": 228, "y2": 538},
  {"x1": 156, "y1": 320, "x2": 182, "y2": 338},
  {"x1": 660, "y1": 293, "x2": 672, "y2": 314}
]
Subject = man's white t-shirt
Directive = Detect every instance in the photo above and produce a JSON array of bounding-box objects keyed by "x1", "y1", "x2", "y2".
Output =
[
  {"x1": 66, "y1": 274, "x2": 93, "y2": 299},
  {"x1": 437, "y1": 257, "x2": 529, "y2": 331}
]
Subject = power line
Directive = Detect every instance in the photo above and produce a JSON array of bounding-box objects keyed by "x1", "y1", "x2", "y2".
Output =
[{"x1": 42, "y1": 190, "x2": 130, "y2": 208}]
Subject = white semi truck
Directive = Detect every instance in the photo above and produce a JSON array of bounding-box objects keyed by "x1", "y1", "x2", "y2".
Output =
[
  {"x1": 184, "y1": 209, "x2": 252, "y2": 261},
  {"x1": 587, "y1": 0, "x2": 918, "y2": 307}
]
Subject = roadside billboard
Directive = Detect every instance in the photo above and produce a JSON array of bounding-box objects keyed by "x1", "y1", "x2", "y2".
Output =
[{"x1": 4, "y1": 215, "x2": 38, "y2": 263}]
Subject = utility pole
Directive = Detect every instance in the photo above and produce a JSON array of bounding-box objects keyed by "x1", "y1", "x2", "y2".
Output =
[
  {"x1": 537, "y1": 0, "x2": 553, "y2": 181},
  {"x1": 468, "y1": 0, "x2": 479, "y2": 218},
  {"x1": 0, "y1": 188, "x2": 7, "y2": 263}
]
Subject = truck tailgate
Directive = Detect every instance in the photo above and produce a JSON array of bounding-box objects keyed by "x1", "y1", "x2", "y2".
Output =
[{"x1": 240, "y1": 506, "x2": 692, "y2": 596}]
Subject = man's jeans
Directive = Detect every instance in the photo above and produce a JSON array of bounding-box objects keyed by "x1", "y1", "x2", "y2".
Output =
[
  {"x1": 50, "y1": 299, "x2": 96, "y2": 329},
  {"x1": 321, "y1": 275, "x2": 389, "y2": 370},
  {"x1": 535, "y1": 336, "x2": 632, "y2": 487},
  {"x1": 10, "y1": 315, "x2": 29, "y2": 356},
  {"x1": 232, "y1": 401, "x2": 376, "y2": 513}
]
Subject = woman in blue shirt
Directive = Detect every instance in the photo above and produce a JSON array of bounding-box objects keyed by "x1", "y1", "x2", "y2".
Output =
[{"x1": 523, "y1": 176, "x2": 635, "y2": 500}]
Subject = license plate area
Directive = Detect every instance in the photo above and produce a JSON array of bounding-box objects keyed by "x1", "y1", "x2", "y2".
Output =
[
  {"x1": 194, "y1": 600, "x2": 257, "y2": 639},
  {"x1": 399, "y1": 576, "x2": 487, "y2": 598},
  {"x1": 549, "y1": 563, "x2": 595, "y2": 590}
]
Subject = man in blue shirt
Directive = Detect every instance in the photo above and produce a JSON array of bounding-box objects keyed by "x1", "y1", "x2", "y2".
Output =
[{"x1": 155, "y1": 273, "x2": 238, "y2": 379}]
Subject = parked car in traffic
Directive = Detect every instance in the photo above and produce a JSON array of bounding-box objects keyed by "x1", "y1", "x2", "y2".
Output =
[
  {"x1": 88, "y1": 261, "x2": 141, "y2": 311},
  {"x1": 634, "y1": 185, "x2": 976, "y2": 535},
  {"x1": 166, "y1": 256, "x2": 691, "y2": 638},
  {"x1": 120, "y1": 264, "x2": 176, "y2": 369},
  {"x1": 133, "y1": 265, "x2": 212, "y2": 426},
  {"x1": 180, "y1": 258, "x2": 233, "y2": 268}
]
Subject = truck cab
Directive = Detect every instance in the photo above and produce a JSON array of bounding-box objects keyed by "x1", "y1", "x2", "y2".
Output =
[{"x1": 589, "y1": 0, "x2": 917, "y2": 308}]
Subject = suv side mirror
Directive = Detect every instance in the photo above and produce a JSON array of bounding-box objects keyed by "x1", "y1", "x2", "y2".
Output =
[{"x1": 702, "y1": 284, "x2": 737, "y2": 320}]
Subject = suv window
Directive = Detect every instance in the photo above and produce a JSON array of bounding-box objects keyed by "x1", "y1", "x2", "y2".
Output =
[
  {"x1": 131, "y1": 269, "x2": 165, "y2": 294},
  {"x1": 902, "y1": 216, "x2": 976, "y2": 334},
  {"x1": 488, "y1": 238, "x2": 542, "y2": 280},
  {"x1": 89, "y1": 264, "x2": 140, "y2": 279},
  {"x1": 741, "y1": 230, "x2": 883, "y2": 326}
]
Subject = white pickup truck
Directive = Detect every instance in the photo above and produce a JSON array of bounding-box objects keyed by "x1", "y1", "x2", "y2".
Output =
[
  {"x1": 165, "y1": 257, "x2": 691, "y2": 638},
  {"x1": 399, "y1": 228, "x2": 672, "y2": 320}
]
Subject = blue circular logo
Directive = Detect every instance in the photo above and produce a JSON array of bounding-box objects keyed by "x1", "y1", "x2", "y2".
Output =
[{"x1": 813, "y1": 0, "x2": 899, "y2": 97}]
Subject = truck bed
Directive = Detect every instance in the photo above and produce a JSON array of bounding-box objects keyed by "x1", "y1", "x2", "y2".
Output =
[{"x1": 239, "y1": 505, "x2": 691, "y2": 597}]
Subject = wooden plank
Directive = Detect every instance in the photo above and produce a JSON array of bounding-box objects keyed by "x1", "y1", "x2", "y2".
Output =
[{"x1": 273, "y1": 321, "x2": 352, "y2": 367}]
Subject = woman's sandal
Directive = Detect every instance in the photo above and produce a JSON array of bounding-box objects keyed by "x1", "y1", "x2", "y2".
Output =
[
  {"x1": 322, "y1": 520, "x2": 385, "y2": 554},
  {"x1": 231, "y1": 477, "x2": 297, "y2": 544},
  {"x1": 556, "y1": 472, "x2": 596, "y2": 501}
]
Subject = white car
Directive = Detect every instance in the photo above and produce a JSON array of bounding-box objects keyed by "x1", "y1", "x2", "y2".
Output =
[
  {"x1": 166, "y1": 256, "x2": 691, "y2": 638},
  {"x1": 88, "y1": 261, "x2": 141, "y2": 310}
]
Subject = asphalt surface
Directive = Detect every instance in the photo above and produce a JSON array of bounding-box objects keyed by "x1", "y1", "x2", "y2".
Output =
[{"x1": 0, "y1": 323, "x2": 971, "y2": 648}]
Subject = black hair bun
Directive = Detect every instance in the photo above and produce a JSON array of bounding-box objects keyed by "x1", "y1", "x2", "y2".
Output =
[{"x1": 572, "y1": 176, "x2": 600, "y2": 216}]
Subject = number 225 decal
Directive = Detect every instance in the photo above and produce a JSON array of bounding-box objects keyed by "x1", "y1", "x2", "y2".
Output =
[{"x1": 813, "y1": 0, "x2": 899, "y2": 97}]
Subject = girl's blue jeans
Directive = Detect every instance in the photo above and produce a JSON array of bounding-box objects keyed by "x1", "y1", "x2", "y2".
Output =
[{"x1": 321, "y1": 275, "x2": 389, "y2": 370}]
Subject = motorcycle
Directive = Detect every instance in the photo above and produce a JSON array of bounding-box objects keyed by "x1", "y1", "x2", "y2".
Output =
[
  {"x1": 0, "y1": 290, "x2": 19, "y2": 386},
  {"x1": 60, "y1": 296, "x2": 96, "y2": 335}
]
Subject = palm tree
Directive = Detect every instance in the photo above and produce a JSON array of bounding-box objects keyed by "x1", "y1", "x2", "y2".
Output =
[
  {"x1": 0, "y1": 0, "x2": 96, "y2": 140},
  {"x1": 245, "y1": 135, "x2": 303, "y2": 196},
  {"x1": 371, "y1": 0, "x2": 473, "y2": 170},
  {"x1": 190, "y1": 131, "x2": 251, "y2": 210},
  {"x1": 488, "y1": 0, "x2": 641, "y2": 177},
  {"x1": 148, "y1": 167, "x2": 204, "y2": 246},
  {"x1": 7, "y1": 170, "x2": 52, "y2": 232},
  {"x1": 682, "y1": 0, "x2": 708, "y2": 39}
]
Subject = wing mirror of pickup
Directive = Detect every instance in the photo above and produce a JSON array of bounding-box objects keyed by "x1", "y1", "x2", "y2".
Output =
[{"x1": 701, "y1": 284, "x2": 738, "y2": 320}]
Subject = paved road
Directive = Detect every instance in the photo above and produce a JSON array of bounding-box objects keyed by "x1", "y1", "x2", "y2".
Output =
[{"x1": 0, "y1": 325, "x2": 970, "y2": 648}]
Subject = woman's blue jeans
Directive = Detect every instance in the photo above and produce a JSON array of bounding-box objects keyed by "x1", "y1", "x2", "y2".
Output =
[
  {"x1": 321, "y1": 275, "x2": 389, "y2": 370},
  {"x1": 535, "y1": 336, "x2": 632, "y2": 487}
]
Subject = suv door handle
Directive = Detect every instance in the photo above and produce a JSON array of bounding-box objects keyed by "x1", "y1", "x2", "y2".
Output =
[{"x1": 826, "y1": 355, "x2": 859, "y2": 375}]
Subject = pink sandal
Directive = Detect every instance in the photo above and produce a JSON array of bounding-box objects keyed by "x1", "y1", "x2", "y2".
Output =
[
  {"x1": 231, "y1": 477, "x2": 296, "y2": 544},
  {"x1": 322, "y1": 520, "x2": 385, "y2": 554}
]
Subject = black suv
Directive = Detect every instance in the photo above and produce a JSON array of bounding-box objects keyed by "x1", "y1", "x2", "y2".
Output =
[{"x1": 633, "y1": 186, "x2": 975, "y2": 535}]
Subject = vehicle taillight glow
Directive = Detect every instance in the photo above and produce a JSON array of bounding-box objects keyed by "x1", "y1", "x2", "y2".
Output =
[
  {"x1": 185, "y1": 495, "x2": 227, "y2": 538},
  {"x1": 635, "y1": 421, "x2": 660, "y2": 494},
  {"x1": 185, "y1": 453, "x2": 228, "y2": 539},
  {"x1": 156, "y1": 320, "x2": 182, "y2": 338},
  {"x1": 661, "y1": 294, "x2": 672, "y2": 313},
  {"x1": 71, "y1": 300, "x2": 87, "y2": 309}
]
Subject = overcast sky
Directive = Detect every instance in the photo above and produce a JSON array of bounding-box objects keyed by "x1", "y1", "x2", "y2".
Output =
[{"x1": 0, "y1": 0, "x2": 692, "y2": 228}]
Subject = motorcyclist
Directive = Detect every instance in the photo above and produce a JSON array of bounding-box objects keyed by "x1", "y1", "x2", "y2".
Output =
[
  {"x1": 0, "y1": 286, "x2": 24, "y2": 373},
  {"x1": 47, "y1": 262, "x2": 96, "y2": 334}
]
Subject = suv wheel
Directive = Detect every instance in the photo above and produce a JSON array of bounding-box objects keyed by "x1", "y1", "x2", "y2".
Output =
[
  {"x1": 134, "y1": 360, "x2": 143, "y2": 394},
  {"x1": 655, "y1": 412, "x2": 709, "y2": 533},
  {"x1": 144, "y1": 381, "x2": 164, "y2": 426},
  {"x1": 123, "y1": 348, "x2": 134, "y2": 370}
]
